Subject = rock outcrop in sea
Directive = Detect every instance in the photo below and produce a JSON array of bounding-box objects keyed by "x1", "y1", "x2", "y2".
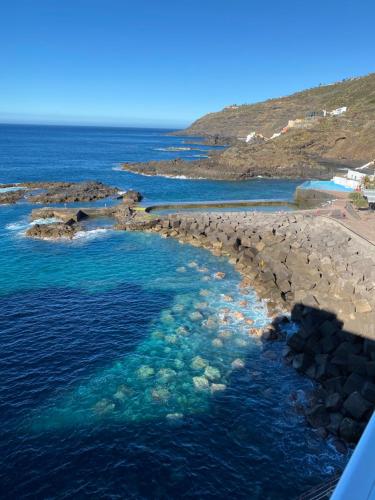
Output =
[{"x1": 0, "y1": 181, "x2": 120, "y2": 205}]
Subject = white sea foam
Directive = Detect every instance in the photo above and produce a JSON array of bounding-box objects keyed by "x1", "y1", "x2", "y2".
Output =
[
  {"x1": 154, "y1": 147, "x2": 193, "y2": 152},
  {"x1": 30, "y1": 217, "x2": 63, "y2": 226},
  {"x1": 6, "y1": 221, "x2": 28, "y2": 231},
  {"x1": 0, "y1": 186, "x2": 26, "y2": 193},
  {"x1": 7, "y1": 217, "x2": 63, "y2": 237},
  {"x1": 121, "y1": 170, "x2": 206, "y2": 180},
  {"x1": 112, "y1": 165, "x2": 123, "y2": 171},
  {"x1": 73, "y1": 228, "x2": 110, "y2": 241}
]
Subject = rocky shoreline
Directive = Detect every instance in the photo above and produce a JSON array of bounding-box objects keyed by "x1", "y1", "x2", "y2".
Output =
[
  {"x1": 130, "y1": 210, "x2": 375, "y2": 447},
  {"x1": 19, "y1": 184, "x2": 375, "y2": 447},
  {"x1": 121, "y1": 142, "x2": 341, "y2": 180},
  {"x1": 25, "y1": 190, "x2": 149, "y2": 239}
]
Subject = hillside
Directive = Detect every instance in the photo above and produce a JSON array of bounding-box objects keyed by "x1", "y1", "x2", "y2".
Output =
[
  {"x1": 123, "y1": 74, "x2": 375, "y2": 180},
  {"x1": 178, "y1": 73, "x2": 375, "y2": 139}
]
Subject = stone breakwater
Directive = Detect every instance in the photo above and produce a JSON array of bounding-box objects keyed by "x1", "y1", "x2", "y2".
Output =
[{"x1": 140, "y1": 211, "x2": 375, "y2": 444}]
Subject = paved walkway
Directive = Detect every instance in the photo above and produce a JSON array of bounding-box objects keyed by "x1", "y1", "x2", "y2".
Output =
[{"x1": 310, "y1": 194, "x2": 375, "y2": 245}]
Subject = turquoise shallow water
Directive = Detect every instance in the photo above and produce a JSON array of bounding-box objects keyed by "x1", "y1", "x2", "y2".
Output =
[
  {"x1": 0, "y1": 125, "x2": 347, "y2": 498},
  {"x1": 299, "y1": 180, "x2": 354, "y2": 192}
]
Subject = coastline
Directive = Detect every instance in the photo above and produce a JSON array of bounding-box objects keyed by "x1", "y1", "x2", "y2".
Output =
[{"x1": 133, "y1": 209, "x2": 375, "y2": 447}]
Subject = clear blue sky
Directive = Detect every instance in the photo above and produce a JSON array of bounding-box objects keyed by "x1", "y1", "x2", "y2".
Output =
[{"x1": 1, "y1": 0, "x2": 374, "y2": 128}]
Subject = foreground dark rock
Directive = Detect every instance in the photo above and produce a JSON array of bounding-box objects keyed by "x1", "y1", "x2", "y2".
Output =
[
  {"x1": 134, "y1": 210, "x2": 375, "y2": 445},
  {"x1": 0, "y1": 190, "x2": 25, "y2": 204},
  {"x1": 26, "y1": 221, "x2": 80, "y2": 239},
  {"x1": 27, "y1": 181, "x2": 119, "y2": 204},
  {"x1": 119, "y1": 190, "x2": 143, "y2": 203},
  {"x1": 26, "y1": 192, "x2": 158, "y2": 239},
  {"x1": 0, "y1": 181, "x2": 120, "y2": 204}
]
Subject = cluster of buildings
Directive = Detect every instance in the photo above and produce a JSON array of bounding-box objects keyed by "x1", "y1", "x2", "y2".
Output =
[{"x1": 243, "y1": 106, "x2": 348, "y2": 143}]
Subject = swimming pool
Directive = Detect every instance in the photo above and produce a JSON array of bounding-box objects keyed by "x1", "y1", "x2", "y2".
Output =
[{"x1": 299, "y1": 180, "x2": 354, "y2": 192}]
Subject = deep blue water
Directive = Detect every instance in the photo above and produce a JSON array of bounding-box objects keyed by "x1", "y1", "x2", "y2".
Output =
[{"x1": 0, "y1": 125, "x2": 347, "y2": 498}]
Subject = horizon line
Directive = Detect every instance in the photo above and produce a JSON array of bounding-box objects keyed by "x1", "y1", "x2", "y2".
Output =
[{"x1": 0, "y1": 121, "x2": 184, "y2": 131}]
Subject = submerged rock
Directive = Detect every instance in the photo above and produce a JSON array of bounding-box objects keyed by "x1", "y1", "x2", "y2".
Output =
[
  {"x1": 194, "y1": 301, "x2": 208, "y2": 310},
  {"x1": 93, "y1": 398, "x2": 115, "y2": 415},
  {"x1": 113, "y1": 384, "x2": 133, "y2": 401},
  {"x1": 212, "y1": 338, "x2": 223, "y2": 348},
  {"x1": 161, "y1": 311, "x2": 174, "y2": 323},
  {"x1": 193, "y1": 376, "x2": 210, "y2": 390},
  {"x1": 137, "y1": 365, "x2": 155, "y2": 379},
  {"x1": 152, "y1": 386, "x2": 171, "y2": 402},
  {"x1": 204, "y1": 365, "x2": 221, "y2": 381},
  {"x1": 151, "y1": 330, "x2": 165, "y2": 340},
  {"x1": 214, "y1": 272, "x2": 226, "y2": 280},
  {"x1": 248, "y1": 327, "x2": 263, "y2": 337},
  {"x1": 219, "y1": 330, "x2": 232, "y2": 339},
  {"x1": 198, "y1": 267, "x2": 209, "y2": 273},
  {"x1": 187, "y1": 261, "x2": 198, "y2": 268},
  {"x1": 222, "y1": 295, "x2": 233, "y2": 302},
  {"x1": 231, "y1": 358, "x2": 245, "y2": 369},
  {"x1": 157, "y1": 368, "x2": 177, "y2": 381},
  {"x1": 165, "y1": 334, "x2": 178, "y2": 344},
  {"x1": 202, "y1": 317, "x2": 217, "y2": 329},
  {"x1": 189, "y1": 311, "x2": 203, "y2": 321},
  {"x1": 232, "y1": 311, "x2": 245, "y2": 321},
  {"x1": 176, "y1": 326, "x2": 189, "y2": 336},
  {"x1": 191, "y1": 356, "x2": 208, "y2": 370},
  {"x1": 172, "y1": 303, "x2": 185, "y2": 313},
  {"x1": 177, "y1": 266, "x2": 186, "y2": 273},
  {"x1": 211, "y1": 383, "x2": 226, "y2": 393}
]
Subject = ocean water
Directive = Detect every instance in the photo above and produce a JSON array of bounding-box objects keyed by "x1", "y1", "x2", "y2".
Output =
[{"x1": 0, "y1": 125, "x2": 347, "y2": 498}]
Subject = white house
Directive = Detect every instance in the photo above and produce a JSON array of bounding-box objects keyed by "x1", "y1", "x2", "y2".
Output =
[{"x1": 330, "y1": 106, "x2": 347, "y2": 116}]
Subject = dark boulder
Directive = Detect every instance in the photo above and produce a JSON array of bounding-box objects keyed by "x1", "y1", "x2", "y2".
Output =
[
  {"x1": 343, "y1": 391, "x2": 372, "y2": 420},
  {"x1": 339, "y1": 417, "x2": 364, "y2": 443},
  {"x1": 325, "y1": 392, "x2": 342, "y2": 412},
  {"x1": 305, "y1": 404, "x2": 330, "y2": 428},
  {"x1": 121, "y1": 190, "x2": 143, "y2": 203}
]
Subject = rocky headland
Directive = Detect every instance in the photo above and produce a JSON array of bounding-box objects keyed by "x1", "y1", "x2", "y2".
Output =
[
  {"x1": 125, "y1": 210, "x2": 375, "y2": 447},
  {"x1": 123, "y1": 73, "x2": 375, "y2": 179}
]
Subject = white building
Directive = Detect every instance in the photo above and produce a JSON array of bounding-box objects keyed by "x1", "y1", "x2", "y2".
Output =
[{"x1": 330, "y1": 106, "x2": 347, "y2": 116}]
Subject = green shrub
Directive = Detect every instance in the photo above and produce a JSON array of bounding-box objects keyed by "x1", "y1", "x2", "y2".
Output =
[{"x1": 349, "y1": 191, "x2": 369, "y2": 208}]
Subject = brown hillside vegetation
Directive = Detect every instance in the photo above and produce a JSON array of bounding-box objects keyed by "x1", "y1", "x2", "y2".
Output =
[
  {"x1": 179, "y1": 73, "x2": 375, "y2": 139},
  {"x1": 124, "y1": 74, "x2": 375, "y2": 179}
]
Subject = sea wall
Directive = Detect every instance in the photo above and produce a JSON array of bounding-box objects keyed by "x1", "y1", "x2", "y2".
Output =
[
  {"x1": 294, "y1": 187, "x2": 336, "y2": 208},
  {"x1": 140, "y1": 211, "x2": 375, "y2": 443}
]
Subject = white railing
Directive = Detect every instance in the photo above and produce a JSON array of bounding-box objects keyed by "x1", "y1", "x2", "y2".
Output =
[
  {"x1": 363, "y1": 189, "x2": 375, "y2": 203},
  {"x1": 331, "y1": 176, "x2": 359, "y2": 190},
  {"x1": 331, "y1": 412, "x2": 375, "y2": 499}
]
